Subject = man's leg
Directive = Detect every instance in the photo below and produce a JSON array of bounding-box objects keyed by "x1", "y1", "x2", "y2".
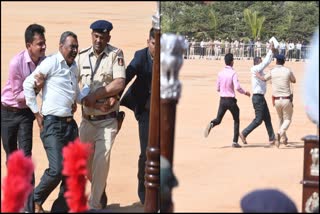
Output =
[
  {"x1": 50, "y1": 119, "x2": 79, "y2": 213},
  {"x1": 229, "y1": 99, "x2": 240, "y2": 144},
  {"x1": 137, "y1": 110, "x2": 149, "y2": 204},
  {"x1": 18, "y1": 109, "x2": 35, "y2": 212},
  {"x1": 34, "y1": 119, "x2": 66, "y2": 209},
  {"x1": 205, "y1": 98, "x2": 228, "y2": 137},
  {"x1": 88, "y1": 119, "x2": 117, "y2": 210},
  {"x1": 1, "y1": 109, "x2": 19, "y2": 161},
  {"x1": 262, "y1": 98, "x2": 275, "y2": 142},
  {"x1": 241, "y1": 95, "x2": 264, "y2": 142}
]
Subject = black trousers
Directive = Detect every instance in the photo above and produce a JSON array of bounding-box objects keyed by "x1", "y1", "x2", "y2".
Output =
[
  {"x1": 136, "y1": 110, "x2": 149, "y2": 204},
  {"x1": 211, "y1": 97, "x2": 240, "y2": 143},
  {"x1": 242, "y1": 94, "x2": 275, "y2": 141},
  {"x1": 1, "y1": 107, "x2": 35, "y2": 212},
  {"x1": 34, "y1": 116, "x2": 78, "y2": 213}
]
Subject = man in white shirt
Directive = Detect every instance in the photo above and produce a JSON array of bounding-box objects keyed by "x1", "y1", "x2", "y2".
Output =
[
  {"x1": 239, "y1": 42, "x2": 277, "y2": 146},
  {"x1": 23, "y1": 31, "x2": 80, "y2": 213}
]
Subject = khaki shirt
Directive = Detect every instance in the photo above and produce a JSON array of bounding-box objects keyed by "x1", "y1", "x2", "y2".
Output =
[
  {"x1": 76, "y1": 44, "x2": 126, "y2": 115},
  {"x1": 264, "y1": 65, "x2": 296, "y2": 97}
]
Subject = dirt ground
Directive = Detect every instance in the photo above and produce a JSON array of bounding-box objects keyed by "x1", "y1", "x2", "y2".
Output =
[
  {"x1": 1, "y1": 2, "x2": 155, "y2": 212},
  {"x1": 1, "y1": 2, "x2": 317, "y2": 213},
  {"x1": 171, "y1": 58, "x2": 316, "y2": 212}
]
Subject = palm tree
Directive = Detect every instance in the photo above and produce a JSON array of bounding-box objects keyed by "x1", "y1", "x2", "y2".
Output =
[{"x1": 243, "y1": 8, "x2": 265, "y2": 40}]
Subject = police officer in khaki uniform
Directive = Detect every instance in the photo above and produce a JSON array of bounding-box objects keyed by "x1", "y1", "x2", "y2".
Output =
[
  {"x1": 255, "y1": 54, "x2": 296, "y2": 148},
  {"x1": 76, "y1": 20, "x2": 126, "y2": 210}
]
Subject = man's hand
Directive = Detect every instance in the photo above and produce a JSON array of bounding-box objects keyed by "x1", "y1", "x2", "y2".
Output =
[
  {"x1": 245, "y1": 91, "x2": 251, "y2": 97},
  {"x1": 94, "y1": 96, "x2": 118, "y2": 112},
  {"x1": 34, "y1": 112, "x2": 43, "y2": 132},
  {"x1": 34, "y1": 73, "x2": 45, "y2": 94},
  {"x1": 82, "y1": 92, "x2": 97, "y2": 108},
  {"x1": 71, "y1": 102, "x2": 77, "y2": 114},
  {"x1": 255, "y1": 71, "x2": 265, "y2": 81}
]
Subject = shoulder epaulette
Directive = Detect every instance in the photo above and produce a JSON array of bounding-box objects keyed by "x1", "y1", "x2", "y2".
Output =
[{"x1": 79, "y1": 46, "x2": 91, "y2": 54}]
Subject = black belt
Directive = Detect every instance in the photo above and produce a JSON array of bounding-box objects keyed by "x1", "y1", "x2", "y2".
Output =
[
  {"x1": 273, "y1": 96, "x2": 291, "y2": 100},
  {"x1": 253, "y1": 93, "x2": 264, "y2": 96},
  {"x1": 1, "y1": 104, "x2": 28, "y2": 112},
  {"x1": 82, "y1": 111, "x2": 117, "y2": 121},
  {"x1": 43, "y1": 115, "x2": 73, "y2": 123}
]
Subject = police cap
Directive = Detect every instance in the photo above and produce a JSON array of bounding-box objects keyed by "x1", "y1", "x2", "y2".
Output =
[
  {"x1": 240, "y1": 189, "x2": 298, "y2": 213},
  {"x1": 90, "y1": 20, "x2": 113, "y2": 33},
  {"x1": 275, "y1": 54, "x2": 285, "y2": 60}
]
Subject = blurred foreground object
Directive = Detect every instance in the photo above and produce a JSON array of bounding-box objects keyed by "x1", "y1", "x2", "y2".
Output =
[
  {"x1": 300, "y1": 27, "x2": 319, "y2": 213},
  {"x1": 160, "y1": 33, "x2": 187, "y2": 212},
  {"x1": 240, "y1": 188, "x2": 298, "y2": 213},
  {"x1": 1, "y1": 150, "x2": 34, "y2": 212},
  {"x1": 144, "y1": 2, "x2": 160, "y2": 212},
  {"x1": 62, "y1": 138, "x2": 92, "y2": 212},
  {"x1": 303, "y1": 27, "x2": 319, "y2": 127}
]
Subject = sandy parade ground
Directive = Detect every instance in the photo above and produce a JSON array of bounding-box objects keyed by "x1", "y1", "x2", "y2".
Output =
[{"x1": 1, "y1": 1, "x2": 318, "y2": 213}]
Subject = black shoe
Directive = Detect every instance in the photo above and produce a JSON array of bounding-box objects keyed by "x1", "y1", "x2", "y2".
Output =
[
  {"x1": 239, "y1": 133, "x2": 247, "y2": 144},
  {"x1": 204, "y1": 122, "x2": 213, "y2": 138},
  {"x1": 232, "y1": 142, "x2": 242, "y2": 148},
  {"x1": 100, "y1": 191, "x2": 108, "y2": 209}
]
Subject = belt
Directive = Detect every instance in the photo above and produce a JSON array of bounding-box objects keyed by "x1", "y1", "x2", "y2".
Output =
[
  {"x1": 82, "y1": 111, "x2": 117, "y2": 121},
  {"x1": 1, "y1": 104, "x2": 28, "y2": 112},
  {"x1": 273, "y1": 96, "x2": 291, "y2": 100},
  {"x1": 253, "y1": 93, "x2": 264, "y2": 96},
  {"x1": 43, "y1": 115, "x2": 73, "y2": 123}
]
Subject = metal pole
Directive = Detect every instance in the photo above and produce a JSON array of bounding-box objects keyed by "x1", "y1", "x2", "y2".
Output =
[{"x1": 144, "y1": 2, "x2": 160, "y2": 212}]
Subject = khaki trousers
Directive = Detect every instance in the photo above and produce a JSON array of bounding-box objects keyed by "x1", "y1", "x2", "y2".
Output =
[
  {"x1": 274, "y1": 99, "x2": 293, "y2": 140},
  {"x1": 79, "y1": 117, "x2": 118, "y2": 209}
]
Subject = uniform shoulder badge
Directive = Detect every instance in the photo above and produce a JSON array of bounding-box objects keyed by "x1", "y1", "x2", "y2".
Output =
[{"x1": 118, "y1": 58, "x2": 124, "y2": 66}]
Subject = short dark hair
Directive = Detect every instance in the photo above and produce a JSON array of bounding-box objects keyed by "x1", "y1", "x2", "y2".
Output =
[
  {"x1": 149, "y1": 28, "x2": 156, "y2": 39},
  {"x1": 224, "y1": 53, "x2": 233, "y2": 66},
  {"x1": 25, "y1": 24, "x2": 45, "y2": 44},
  {"x1": 59, "y1": 31, "x2": 77, "y2": 45},
  {"x1": 253, "y1": 57, "x2": 261, "y2": 65},
  {"x1": 276, "y1": 58, "x2": 285, "y2": 65}
]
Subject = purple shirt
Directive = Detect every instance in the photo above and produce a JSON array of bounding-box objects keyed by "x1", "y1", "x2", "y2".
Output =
[
  {"x1": 216, "y1": 66, "x2": 246, "y2": 97},
  {"x1": 1, "y1": 50, "x2": 44, "y2": 108}
]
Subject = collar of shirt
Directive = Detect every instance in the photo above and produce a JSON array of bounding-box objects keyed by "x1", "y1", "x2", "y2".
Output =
[
  {"x1": 148, "y1": 49, "x2": 153, "y2": 61},
  {"x1": 225, "y1": 65, "x2": 233, "y2": 70},
  {"x1": 23, "y1": 51, "x2": 46, "y2": 72},
  {"x1": 89, "y1": 45, "x2": 109, "y2": 58}
]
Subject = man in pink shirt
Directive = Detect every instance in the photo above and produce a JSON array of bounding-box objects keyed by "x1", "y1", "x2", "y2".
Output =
[
  {"x1": 204, "y1": 53, "x2": 250, "y2": 148},
  {"x1": 1, "y1": 23, "x2": 46, "y2": 213}
]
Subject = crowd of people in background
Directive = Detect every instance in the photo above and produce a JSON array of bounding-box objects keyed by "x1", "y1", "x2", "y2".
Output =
[{"x1": 184, "y1": 36, "x2": 311, "y2": 62}]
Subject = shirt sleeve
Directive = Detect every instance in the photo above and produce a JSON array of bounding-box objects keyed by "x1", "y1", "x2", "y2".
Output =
[
  {"x1": 8, "y1": 59, "x2": 25, "y2": 103},
  {"x1": 23, "y1": 68, "x2": 39, "y2": 113},
  {"x1": 253, "y1": 49, "x2": 273, "y2": 73},
  {"x1": 289, "y1": 69, "x2": 296, "y2": 83},
  {"x1": 233, "y1": 72, "x2": 246, "y2": 94},
  {"x1": 216, "y1": 73, "x2": 220, "y2": 92},
  {"x1": 125, "y1": 51, "x2": 139, "y2": 85},
  {"x1": 264, "y1": 70, "x2": 272, "y2": 81},
  {"x1": 112, "y1": 49, "x2": 126, "y2": 79},
  {"x1": 23, "y1": 57, "x2": 52, "y2": 113}
]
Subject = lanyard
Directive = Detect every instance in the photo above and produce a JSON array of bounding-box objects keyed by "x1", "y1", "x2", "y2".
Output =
[{"x1": 88, "y1": 52, "x2": 105, "y2": 82}]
